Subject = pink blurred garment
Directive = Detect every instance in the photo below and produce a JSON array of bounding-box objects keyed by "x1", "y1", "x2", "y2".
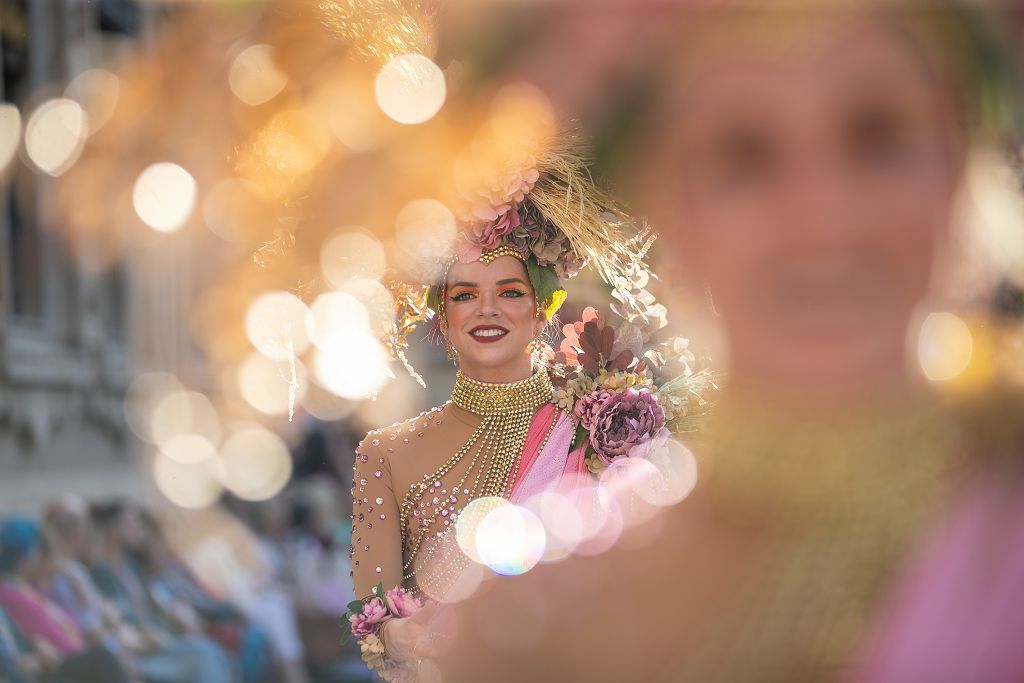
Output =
[
  {"x1": 0, "y1": 580, "x2": 84, "y2": 656},
  {"x1": 856, "y1": 473, "x2": 1024, "y2": 682}
]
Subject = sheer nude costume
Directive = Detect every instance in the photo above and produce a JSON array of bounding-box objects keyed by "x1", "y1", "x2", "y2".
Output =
[{"x1": 350, "y1": 371, "x2": 560, "y2": 602}]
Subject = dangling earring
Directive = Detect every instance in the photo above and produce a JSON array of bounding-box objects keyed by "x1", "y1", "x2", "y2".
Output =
[
  {"x1": 446, "y1": 342, "x2": 458, "y2": 365},
  {"x1": 530, "y1": 334, "x2": 545, "y2": 368}
]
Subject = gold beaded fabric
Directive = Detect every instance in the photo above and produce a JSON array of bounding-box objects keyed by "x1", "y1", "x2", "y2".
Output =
[
  {"x1": 662, "y1": 396, "x2": 971, "y2": 682},
  {"x1": 350, "y1": 370, "x2": 555, "y2": 601}
]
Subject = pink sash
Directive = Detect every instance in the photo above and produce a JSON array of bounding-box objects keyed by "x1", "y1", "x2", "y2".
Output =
[{"x1": 509, "y1": 405, "x2": 587, "y2": 504}]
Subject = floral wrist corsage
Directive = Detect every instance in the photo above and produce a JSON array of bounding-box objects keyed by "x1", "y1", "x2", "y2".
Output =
[{"x1": 344, "y1": 582, "x2": 422, "y2": 682}]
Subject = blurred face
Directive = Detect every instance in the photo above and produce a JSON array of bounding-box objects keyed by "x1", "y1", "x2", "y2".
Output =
[
  {"x1": 116, "y1": 506, "x2": 148, "y2": 548},
  {"x1": 442, "y1": 256, "x2": 545, "y2": 383},
  {"x1": 652, "y1": 12, "x2": 962, "y2": 399}
]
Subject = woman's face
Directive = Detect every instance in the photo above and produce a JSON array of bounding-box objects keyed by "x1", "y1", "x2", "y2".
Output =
[
  {"x1": 652, "y1": 12, "x2": 963, "y2": 398},
  {"x1": 442, "y1": 256, "x2": 545, "y2": 382}
]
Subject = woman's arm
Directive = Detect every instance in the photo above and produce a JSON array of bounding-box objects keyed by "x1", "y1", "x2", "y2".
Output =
[{"x1": 350, "y1": 432, "x2": 404, "y2": 600}]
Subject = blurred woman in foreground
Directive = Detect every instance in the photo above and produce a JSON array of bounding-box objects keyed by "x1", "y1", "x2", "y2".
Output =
[{"x1": 437, "y1": 3, "x2": 1024, "y2": 681}]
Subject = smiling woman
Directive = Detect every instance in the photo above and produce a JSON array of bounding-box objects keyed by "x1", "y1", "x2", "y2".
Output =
[
  {"x1": 441, "y1": 253, "x2": 547, "y2": 383},
  {"x1": 344, "y1": 123, "x2": 652, "y2": 680}
]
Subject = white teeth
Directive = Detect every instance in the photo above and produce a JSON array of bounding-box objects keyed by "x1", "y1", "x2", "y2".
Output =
[{"x1": 471, "y1": 329, "x2": 506, "y2": 338}]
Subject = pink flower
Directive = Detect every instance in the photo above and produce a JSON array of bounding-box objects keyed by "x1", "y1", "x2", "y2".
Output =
[
  {"x1": 384, "y1": 588, "x2": 421, "y2": 619},
  {"x1": 483, "y1": 154, "x2": 539, "y2": 207},
  {"x1": 573, "y1": 389, "x2": 616, "y2": 430},
  {"x1": 589, "y1": 388, "x2": 667, "y2": 465},
  {"x1": 349, "y1": 597, "x2": 389, "y2": 638},
  {"x1": 458, "y1": 204, "x2": 523, "y2": 263}
]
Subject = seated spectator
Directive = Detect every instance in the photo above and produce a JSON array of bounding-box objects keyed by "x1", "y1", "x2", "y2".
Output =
[
  {"x1": 187, "y1": 500, "x2": 309, "y2": 683},
  {"x1": 0, "y1": 516, "x2": 130, "y2": 683},
  {"x1": 0, "y1": 606, "x2": 30, "y2": 683},
  {"x1": 88, "y1": 500, "x2": 236, "y2": 683},
  {"x1": 131, "y1": 510, "x2": 272, "y2": 683}
]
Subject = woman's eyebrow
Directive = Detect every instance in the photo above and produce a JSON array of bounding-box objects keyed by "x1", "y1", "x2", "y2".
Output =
[
  {"x1": 496, "y1": 278, "x2": 528, "y2": 286},
  {"x1": 449, "y1": 281, "x2": 478, "y2": 289}
]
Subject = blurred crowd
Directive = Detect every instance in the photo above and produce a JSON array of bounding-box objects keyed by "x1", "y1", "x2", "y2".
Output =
[{"x1": 0, "y1": 481, "x2": 366, "y2": 683}]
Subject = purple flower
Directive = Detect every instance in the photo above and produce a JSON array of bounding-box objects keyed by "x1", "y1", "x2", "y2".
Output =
[
  {"x1": 384, "y1": 588, "x2": 421, "y2": 619},
  {"x1": 573, "y1": 389, "x2": 616, "y2": 430},
  {"x1": 349, "y1": 597, "x2": 389, "y2": 638},
  {"x1": 589, "y1": 389, "x2": 667, "y2": 465}
]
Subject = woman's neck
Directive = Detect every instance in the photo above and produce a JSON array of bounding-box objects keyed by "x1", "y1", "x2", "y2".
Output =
[{"x1": 457, "y1": 360, "x2": 537, "y2": 385}]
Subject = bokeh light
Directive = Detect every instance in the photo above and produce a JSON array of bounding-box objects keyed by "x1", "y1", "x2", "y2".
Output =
[
  {"x1": 124, "y1": 372, "x2": 184, "y2": 443},
  {"x1": 0, "y1": 104, "x2": 21, "y2": 173},
  {"x1": 918, "y1": 311, "x2": 974, "y2": 382},
  {"x1": 202, "y1": 177, "x2": 271, "y2": 243},
  {"x1": 632, "y1": 439, "x2": 699, "y2": 507},
  {"x1": 320, "y1": 230, "x2": 387, "y2": 286},
  {"x1": 964, "y1": 153, "x2": 1024, "y2": 289},
  {"x1": 158, "y1": 433, "x2": 217, "y2": 465},
  {"x1": 300, "y1": 383, "x2": 358, "y2": 422},
  {"x1": 394, "y1": 198, "x2": 456, "y2": 281},
  {"x1": 475, "y1": 504, "x2": 546, "y2": 576},
  {"x1": 24, "y1": 98, "x2": 87, "y2": 176},
  {"x1": 601, "y1": 439, "x2": 699, "y2": 512},
  {"x1": 312, "y1": 330, "x2": 391, "y2": 400},
  {"x1": 213, "y1": 425, "x2": 293, "y2": 501},
  {"x1": 229, "y1": 44, "x2": 288, "y2": 106},
  {"x1": 149, "y1": 390, "x2": 222, "y2": 448},
  {"x1": 338, "y1": 278, "x2": 395, "y2": 335},
  {"x1": 374, "y1": 53, "x2": 446, "y2": 125},
  {"x1": 245, "y1": 291, "x2": 313, "y2": 360},
  {"x1": 238, "y1": 352, "x2": 309, "y2": 416},
  {"x1": 455, "y1": 496, "x2": 509, "y2": 565},
  {"x1": 573, "y1": 489, "x2": 624, "y2": 557},
  {"x1": 153, "y1": 453, "x2": 222, "y2": 509},
  {"x1": 523, "y1": 490, "x2": 582, "y2": 563},
  {"x1": 133, "y1": 162, "x2": 197, "y2": 233},
  {"x1": 310, "y1": 291, "x2": 371, "y2": 349},
  {"x1": 66, "y1": 68, "x2": 120, "y2": 135}
]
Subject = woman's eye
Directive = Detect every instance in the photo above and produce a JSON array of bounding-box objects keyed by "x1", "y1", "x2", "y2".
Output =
[
  {"x1": 450, "y1": 291, "x2": 475, "y2": 302},
  {"x1": 709, "y1": 129, "x2": 776, "y2": 189},
  {"x1": 499, "y1": 289, "x2": 527, "y2": 298},
  {"x1": 847, "y1": 108, "x2": 918, "y2": 168}
]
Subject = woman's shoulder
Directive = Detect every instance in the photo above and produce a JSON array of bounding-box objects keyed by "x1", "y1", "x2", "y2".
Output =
[{"x1": 356, "y1": 404, "x2": 449, "y2": 458}]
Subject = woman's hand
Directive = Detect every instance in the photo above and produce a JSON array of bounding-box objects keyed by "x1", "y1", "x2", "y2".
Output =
[{"x1": 380, "y1": 603, "x2": 442, "y2": 663}]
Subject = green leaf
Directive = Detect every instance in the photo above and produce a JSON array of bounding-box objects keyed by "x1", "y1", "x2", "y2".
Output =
[
  {"x1": 376, "y1": 581, "x2": 385, "y2": 597},
  {"x1": 347, "y1": 600, "x2": 364, "y2": 614},
  {"x1": 426, "y1": 285, "x2": 442, "y2": 317},
  {"x1": 526, "y1": 256, "x2": 562, "y2": 319},
  {"x1": 570, "y1": 423, "x2": 590, "y2": 452}
]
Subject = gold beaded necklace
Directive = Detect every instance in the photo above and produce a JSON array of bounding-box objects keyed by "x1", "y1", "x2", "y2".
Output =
[{"x1": 399, "y1": 369, "x2": 553, "y2": 595}]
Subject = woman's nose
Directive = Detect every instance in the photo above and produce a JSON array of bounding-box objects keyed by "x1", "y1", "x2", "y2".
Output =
[{"x1": 476, "y1": 291, "x2": 500, "y2": 316}]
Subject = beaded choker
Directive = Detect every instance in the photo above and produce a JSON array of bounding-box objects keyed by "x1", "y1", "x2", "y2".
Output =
[
  {"x1": 399, "y1": 369, "x2": 554, "y2": 598},
  {"x1": 451, "y1": 369, "x2": 554, "y2": 417}
]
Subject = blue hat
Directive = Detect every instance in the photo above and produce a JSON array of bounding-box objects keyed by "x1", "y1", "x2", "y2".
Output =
[{"x1": 0, "y1": 517, "x2": 41, "y2": 575}]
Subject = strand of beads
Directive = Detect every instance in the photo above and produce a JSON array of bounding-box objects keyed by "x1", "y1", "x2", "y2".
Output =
[{"x1": 398, "y1": 370, "x2": 553, "y2": 596}]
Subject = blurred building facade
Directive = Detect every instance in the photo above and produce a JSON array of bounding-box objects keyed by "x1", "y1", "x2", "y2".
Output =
[{"x1": 0, "y1": 0, "x2": 155, "y2": 510}]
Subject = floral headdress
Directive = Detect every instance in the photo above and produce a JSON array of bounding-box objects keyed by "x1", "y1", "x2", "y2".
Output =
[{"x1": 389, "y1": 129, "x2": 654, "y2": 384}]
